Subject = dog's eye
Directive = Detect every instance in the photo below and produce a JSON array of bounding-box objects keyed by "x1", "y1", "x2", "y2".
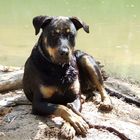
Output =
[
  {"x1": 51, "y1": 31, "x2": 59, "y2": 38},
  {"x1": 68, "y1": 33, "x2": 74, "y2": 39},
  {"x1": 56, "y1": 29, "x2": 60, "y2": 33},
  {"x1": 66, "y1": 29, "x2": 70, "y2": 33}
]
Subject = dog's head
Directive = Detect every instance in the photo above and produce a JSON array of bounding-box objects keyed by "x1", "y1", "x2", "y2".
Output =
[{"x1": 33, "y1": 16, "x2": 89, "y2": 64}]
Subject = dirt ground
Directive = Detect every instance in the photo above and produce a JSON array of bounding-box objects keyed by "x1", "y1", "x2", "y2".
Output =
[{"x1": 0, "y1": 78, "x2": 140, "y2": 140}]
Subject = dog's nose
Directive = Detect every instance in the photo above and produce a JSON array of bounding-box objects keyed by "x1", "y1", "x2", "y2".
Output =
[{"x1": 59, "y1": 47, "x2": 69, "y2": 56}]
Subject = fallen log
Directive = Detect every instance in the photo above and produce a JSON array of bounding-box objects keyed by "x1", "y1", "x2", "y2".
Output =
[
  {"x1": 0, "y1": 65, "x2": 22, "y2": 73},
  {"x1": 67, "y1": 103, "x2": 131, "y2": 140},
  {"x1": 0, "y1": 94, "x2": 31, "y2": 108},
  {"x1": 0, "y1": 94, "x2": 31, "y2": 116},
  {"x1": 0, "y1": 69, "x2": 23, "y2": 93}
]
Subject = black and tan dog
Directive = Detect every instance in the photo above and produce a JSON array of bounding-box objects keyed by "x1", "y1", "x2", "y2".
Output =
[{"x1": 23, "y1": 16, "x2": 113, "y2": 139}]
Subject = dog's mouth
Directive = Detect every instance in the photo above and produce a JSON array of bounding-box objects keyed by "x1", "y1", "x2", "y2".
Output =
[{"x1": 50, "y1": 55, "x2": 72, "y2": 65}]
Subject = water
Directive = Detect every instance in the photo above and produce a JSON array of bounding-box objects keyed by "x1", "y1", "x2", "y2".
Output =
[{"x1": 0, "y1": 0, "x2": 140, "y2": 81}]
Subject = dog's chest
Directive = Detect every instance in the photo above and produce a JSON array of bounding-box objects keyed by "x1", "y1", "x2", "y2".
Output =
[
  {"x1": 40, "y1": 79, "x2": 80, "y2": 104},
  {"x1": 40, "y1": 65, "x2": 80, "y2": 104}
]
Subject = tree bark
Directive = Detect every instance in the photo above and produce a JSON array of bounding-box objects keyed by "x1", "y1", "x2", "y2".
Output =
[{"x1": 0, "y1": 70, "x2": 23, "y2": 93}]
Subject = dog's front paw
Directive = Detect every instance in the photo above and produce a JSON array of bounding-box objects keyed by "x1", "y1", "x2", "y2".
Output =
[
  {"x1": 63, "y1": 109, "x2": 89, "y2": 136},
  {"x1": 99, "y1": 97, "x2": 113, "y2": 112},
  {"x1": 55, "y1": 105, "x2": 89, "y2": 136},
  {"x1": 60, "y1": 122, "x2": 76, "y2": 139}
]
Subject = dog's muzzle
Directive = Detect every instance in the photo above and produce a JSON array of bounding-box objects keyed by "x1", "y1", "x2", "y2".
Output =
[
  {"x1": 56, "y1": 46, "x2": 72, "y2": 64},
  {"x1": 58, "y1": 47, "x2": 69, "y2": 57}
]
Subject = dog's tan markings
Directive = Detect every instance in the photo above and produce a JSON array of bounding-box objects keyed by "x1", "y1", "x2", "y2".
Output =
[
  {"x1": 40, "y1": 85, "x2": 58, "y2": 98},
  {"x1": 80, "y1": 55, "x2": 113, "y2": 111},
  {"x1": 47, "y1": 47, "x2": 58, "y2": 59},
  {"x1": 66, "y1": 28, "x2": 70, "y2": 33},
  {"x1": 43, "y1": 37, "x2": 47, "y2": 44},
  {"x1": 56, "y1": 29, "x2": 60, "y2": 33}
]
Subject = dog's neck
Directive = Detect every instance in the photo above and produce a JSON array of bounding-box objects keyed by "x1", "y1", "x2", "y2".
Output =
[
  {"x1": 36, "y1": 34, "x2": 53, "y2": 63},
  {"x1": 38, "y1": 44, "x2": 52, "y2": 63}
]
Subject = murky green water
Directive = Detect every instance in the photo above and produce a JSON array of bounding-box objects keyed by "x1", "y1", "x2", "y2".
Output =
[{"x1": 0, "y1": 0, "x2": 140, "y2": 81}]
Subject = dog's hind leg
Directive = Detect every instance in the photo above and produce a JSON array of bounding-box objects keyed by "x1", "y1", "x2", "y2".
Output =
[{"x1": 75, "y1": 51, "x2": 113, "y2": 111}]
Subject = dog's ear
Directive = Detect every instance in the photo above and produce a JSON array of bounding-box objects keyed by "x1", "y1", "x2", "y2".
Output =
[
  {"x1": 33, "y1": 16, "x2": 52, "y2": 35},
  {"x1": 69, "y1": 17, "x2": 89, "y2": 33}
]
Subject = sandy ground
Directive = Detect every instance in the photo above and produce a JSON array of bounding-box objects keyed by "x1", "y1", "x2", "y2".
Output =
[{"x1": 0, "y1": 78, "x2": 140, "y2": 140}]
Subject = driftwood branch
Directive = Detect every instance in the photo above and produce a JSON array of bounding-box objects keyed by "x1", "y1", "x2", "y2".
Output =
[
  {"x1": 105, "y1": 85, "x2": 140, "y2": 107},
  {"x1": 0, "y1": 95, "x2": 31, "y2": 108},
  {"x1": 0, "y1": 69, "x2": 23, "y2": 93},
  {"x1": 0, "y1": 95, "x2": 31, "y2": 116},
  {"x1": 105, "y1": 78, "x2": 140, "y2": 107}
]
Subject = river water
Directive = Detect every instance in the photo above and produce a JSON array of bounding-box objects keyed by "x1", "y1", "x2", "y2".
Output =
[{"x1": 0, "y1": 0, "x2": 140, "y2": 81}]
